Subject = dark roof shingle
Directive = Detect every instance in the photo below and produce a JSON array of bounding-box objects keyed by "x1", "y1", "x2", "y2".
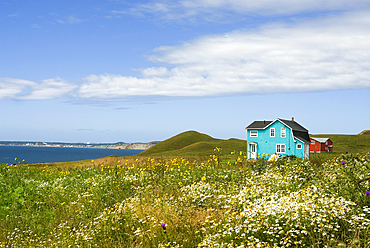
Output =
[
  {"x1": 278, "y1": 119, "x2": 308, "y2": 132},
  {"x1": 245, "y1": 121, "x2": 272, "y2": 129},
  {"x1": 292, "y1": 130, "x2": 310, "y2": 143}
]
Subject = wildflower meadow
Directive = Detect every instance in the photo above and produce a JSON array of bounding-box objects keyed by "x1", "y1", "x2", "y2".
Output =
[{"x1": 1, "y1": 151, "x2": 370, "y2": 247}]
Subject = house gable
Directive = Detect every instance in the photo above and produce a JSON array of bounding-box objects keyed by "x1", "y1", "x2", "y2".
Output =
[
  {"x1": 311, "y1": 137, "x2": 330, "y2": 143},
  {"x1": 246, "y1": 118, "x2": 310, "y2": 143}
]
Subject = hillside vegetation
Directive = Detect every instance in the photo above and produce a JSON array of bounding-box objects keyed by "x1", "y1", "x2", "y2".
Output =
[
  {"x1": 310, "y1": 132, "x2": 370, "y2": 154},
  {"x1": 137, "y1": 130, "x2": 370, "y2": 162},
  {"x1": 20, "y1": 130, "x2": 369, "y2": 169},
  {"x1": 2, "y1": 130, "x2": 370, "y2": 247},
  {"x1": 137, "y1": 130, "x2": 247, "y2": 157},
  {"x1": 359, "y1": 130, "x2": 370, "y2": 135},
  {"x1": 2, "y1": 150, "x2": 370, "y2": 247}
]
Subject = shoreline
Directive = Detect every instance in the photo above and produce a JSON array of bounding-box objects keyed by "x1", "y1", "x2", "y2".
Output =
[{"x1": 0, "y1": 143, "x2": 154, "y2": 150}]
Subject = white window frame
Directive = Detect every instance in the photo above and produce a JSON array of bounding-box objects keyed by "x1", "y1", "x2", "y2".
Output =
[
  {"x1": 276, "y1": 144, "x2": 286, "y2": 153},
  {"x1": 251, "y1": 144, "x2": 256, "y2": 153},
  {"x1": 297, "y1": 144, "x2": 302, "y2": 149},
  {"x1": 250, "y1": 131, "x2": 258, "y2": 137},
  {"x1": 281, "y1": 128, "x2": 286, "y2": 138},
  {"x1": 270, "y1": 128, "x2": 275, "y2": 137},
  {"x1": 311, "y1": 140, "x2": 315, "y2": 144}
]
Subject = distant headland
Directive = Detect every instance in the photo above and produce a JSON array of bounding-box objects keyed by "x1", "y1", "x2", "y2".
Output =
[{"x1": 0, "y1": 141, "x2": 160, "y2": 150}]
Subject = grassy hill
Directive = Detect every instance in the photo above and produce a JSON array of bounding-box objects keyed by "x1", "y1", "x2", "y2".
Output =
[
  {"x1": 310, "y1": 132, "x2": 370, "y2": 154},
  {"x1": 136, "y1": 131, "x2": 247, "y2": 157},
  {"x1": 137, "y1": 130, "x2": 369, "y2": 158},
  {"x1": 31, "y1": 130, "x2": 368, "y2": 169},
  {"x1": 359, "y1": 130, "x2": 370, "y2": 135}
]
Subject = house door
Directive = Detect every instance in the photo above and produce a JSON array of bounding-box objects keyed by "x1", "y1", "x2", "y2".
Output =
[
  {"x1": 250, "y1": 143, "x2": 257, "y2": 159},
  {"x1": 303, "y1": 144, "x2": 309, "y2": 159}
]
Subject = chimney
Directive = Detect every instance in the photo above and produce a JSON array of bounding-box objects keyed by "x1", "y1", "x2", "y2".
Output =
[{"x1": 292, "y1": 117, "x2": 294, "y2": 122}]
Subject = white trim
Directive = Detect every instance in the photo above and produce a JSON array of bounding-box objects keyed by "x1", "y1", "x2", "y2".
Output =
[
  {"x1": 310, "y1": 137, "x2": 330, "y2": 143},
  {"x1": 303, "y1": 144, "x2": 310, "y2": 159},
  {"x1": 270, "y1": 128, "x2": 275, "y2": 137},
  {"x1": 245, "y1": 119, "x2": 279, "y2": 130},
  {"x1": 250, "y1": 130, "x2": 258, "y2": 137},
  {"x1": 276, "y1": 144, "x2": 286, "y2": 153},
  {"x1": 245, "y1": 118, "x2": 308, "y2": 133},
  {"x1": 290, "y1": 128, "x2": 296, "y2": 142},
  {"x1": 295, "y1": 136, "x2": 310, "y2": 144},
  {"x1": 249, "y1": 143, "x2": 257, "y2": 159},
  {"x1": 281, "y1": 128, "x2": 286, "y2": 138}
]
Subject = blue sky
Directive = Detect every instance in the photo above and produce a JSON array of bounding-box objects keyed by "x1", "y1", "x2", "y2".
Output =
[{"x1": 1, "y1": 0, "x2": 370, "y2": 143}]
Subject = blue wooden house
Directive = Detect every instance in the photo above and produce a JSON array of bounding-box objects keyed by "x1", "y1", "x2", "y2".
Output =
[{"x1": 245, "y1": 118, "x2": 310, "y2": 159}]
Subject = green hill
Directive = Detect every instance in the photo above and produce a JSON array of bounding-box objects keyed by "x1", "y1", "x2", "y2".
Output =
[
  {"x1": 137, "y1": 130, "x2": 369, "y2": 158},
  {"x1": 359, "y1": 130, "x2": 370, "y2": 135},
  {"x1": 136, "y1": 131, "x2": 247, "y2": 156},
  {"x1": 310, "y1": 132, "x2": 370, "y2": 154}
]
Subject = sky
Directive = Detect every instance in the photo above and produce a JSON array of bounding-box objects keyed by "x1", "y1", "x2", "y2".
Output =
[{"x1": 1, "y1": 0, "x2": 370, "y2": 143}]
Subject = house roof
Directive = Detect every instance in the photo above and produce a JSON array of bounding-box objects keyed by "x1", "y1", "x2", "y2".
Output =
[
  {"x1": 278, "y1": 119, "x2": 308, "y2": 132},
  {"x1": 310, "y1": 137, "x2": 330, "y2": 143},
  {"x1": 246, "y1": 118, "x2": 310, "y2": 143},
  {"x1": 245, "y1": 120, "x2": 273, "y2": 129},
  {"x1": 292, "y1": 130, "x2": 311, "y2": 144}
]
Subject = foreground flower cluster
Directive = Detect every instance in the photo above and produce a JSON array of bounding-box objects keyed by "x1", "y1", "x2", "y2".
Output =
[{"x1": 0, "y1": 153, "x2": 369, "y2": 247}]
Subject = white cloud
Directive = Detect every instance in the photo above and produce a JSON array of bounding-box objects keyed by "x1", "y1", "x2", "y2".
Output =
[
  {"x1": 0, "y1": 78, "x2": 36, "y2": 99},
  {"x1": 121, "y1": 0, "x2": 370, "y2": 21},
  {"x1": 19, "y1": 78, "x2": 78, "y2": 100},
  {"x1": 77, "y1": 11, "x2": 370, "y2": 98},
  {"x1": 3, "y1": 10, "x2": 370, "y2": 100},
  {"x1": 79, "y1": 73, "x2": 209, "y2": 98},
  {"x1": 0, "y1": 77, "x2": 77, "y2": 100}
]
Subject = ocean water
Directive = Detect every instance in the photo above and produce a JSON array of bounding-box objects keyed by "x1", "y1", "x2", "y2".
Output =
[{"x1": 0, "y1": 146, "x2": 143, "y2": 164}]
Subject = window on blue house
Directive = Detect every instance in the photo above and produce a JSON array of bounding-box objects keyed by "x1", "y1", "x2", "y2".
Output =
[
  {"x1": 251, "y1": 144, "x2": 256, "y2": 153},
  {"x1": 281, "y1": 128, "x2": 286, "y2": 138},
  {"x1": 297, "y1": 144, "x2": 302, "y2": 149},
  {"x1": 276, "y1": 144, "x2": 286, "y2": 153},
  {"x1": 270, "y1": 128, "x2": 275, "y2": 137},
  {"x1": 250, "y1": 131, "x2": 258, "y2": 137}
]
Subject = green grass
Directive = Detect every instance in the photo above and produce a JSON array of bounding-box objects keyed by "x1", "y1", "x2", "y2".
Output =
[
  {"x1": 136, "y1": 130, "x2": 370, "y2": 167},
  {"x1": 359, "y1": 130, "x2": 370, "y2": 135},
  {"x1": 1, "y1": 152, "x2": 370, "y2": 247},
  {"x1": 308, "y1": 133, "x2": 370, "y2": 165},
  {"x1": 311, "y1": 133, "x2": 370, "y2": 154},
  {"x1": 138, "y1": 130, "x2": 370, "y2": 157},
  {"x1": 137, "y1": 131, "x2": 247, "y2": 157},
  {"x1": 1, "y1": 130, "x2": 370, "y2": 247}
]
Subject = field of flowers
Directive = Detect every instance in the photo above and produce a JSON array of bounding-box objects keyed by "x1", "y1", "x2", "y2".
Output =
[{"x1": 1, "y1": 151, "x2": 370, "y2": 247}]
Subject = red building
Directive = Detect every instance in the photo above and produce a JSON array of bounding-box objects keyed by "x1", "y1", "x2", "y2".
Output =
[{"x1": 310, "y1": 137, "x2": 333, "y2": 153}]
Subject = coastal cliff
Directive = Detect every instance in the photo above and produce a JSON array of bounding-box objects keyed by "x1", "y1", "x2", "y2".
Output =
[{"x1": 115, "y1": 143, "x2": 154, "y2": 150}]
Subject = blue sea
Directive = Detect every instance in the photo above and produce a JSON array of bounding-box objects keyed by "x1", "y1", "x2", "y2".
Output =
[{"x1": 0, "y1": 146, "x2": 143, "y2": 165}]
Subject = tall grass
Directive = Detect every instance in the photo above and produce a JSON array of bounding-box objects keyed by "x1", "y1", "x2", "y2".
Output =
[{"x1": 1, "y1": 151, "x2": 370, "y2": 247}]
